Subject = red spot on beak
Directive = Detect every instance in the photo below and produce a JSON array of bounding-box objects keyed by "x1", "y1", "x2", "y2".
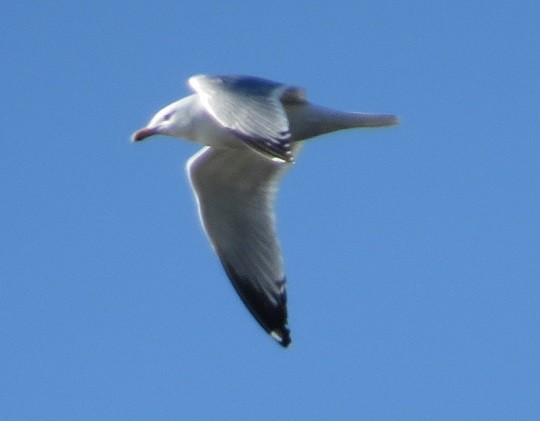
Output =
[{"x1": 131, "y1": 127, "x2": 157, "y2": 142}]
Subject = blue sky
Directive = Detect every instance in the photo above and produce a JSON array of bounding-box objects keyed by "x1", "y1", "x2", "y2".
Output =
[{"x1": 1, "y1": 1, "x2": 539, "y2": 419}]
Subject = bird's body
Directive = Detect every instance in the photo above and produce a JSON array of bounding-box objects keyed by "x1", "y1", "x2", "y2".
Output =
[{"x1": 133, "y1": 74, "x2": 398, "y2": 347}]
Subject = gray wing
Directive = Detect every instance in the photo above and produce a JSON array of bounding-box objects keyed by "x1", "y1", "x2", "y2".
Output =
[
  {"x1": 186, "y1": 146, "x2": 299, "y2": 346},
  {"x1": 189, "y1": 75, "x2": 306, "y2": 162}
]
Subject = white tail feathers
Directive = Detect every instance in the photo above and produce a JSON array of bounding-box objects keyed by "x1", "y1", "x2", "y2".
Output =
[
  {"x1": 286, "y1": 103, "x2": 399, "y2": 141},
  {"x1": 350, "y1": 113, "x2": 399, "y2": 127}
]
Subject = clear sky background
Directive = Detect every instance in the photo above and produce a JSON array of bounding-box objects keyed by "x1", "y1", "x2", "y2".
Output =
[{"x1": 1, "y1": 2, "x2": 539, "y2": 419}]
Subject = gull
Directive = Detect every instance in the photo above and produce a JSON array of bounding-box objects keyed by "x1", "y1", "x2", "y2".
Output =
[{"x1": 132, "y1": 74, "x2": 398, "y2": 347}]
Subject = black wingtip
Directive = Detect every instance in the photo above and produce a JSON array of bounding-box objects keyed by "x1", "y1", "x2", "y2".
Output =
[
  {"x1": 271, "y1": 328, "x2": 292, "y2": 348},
  {"x1": 221, "y1": 262, "x2": 291, "y2": 347},
  {"x1": 233, "y1": 131, "x2": 295, "y2": 163}
]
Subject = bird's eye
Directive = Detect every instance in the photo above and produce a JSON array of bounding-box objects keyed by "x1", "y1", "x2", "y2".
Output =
[{"x1": 163, "y1": 113, "x2": 172, "y2": 121}]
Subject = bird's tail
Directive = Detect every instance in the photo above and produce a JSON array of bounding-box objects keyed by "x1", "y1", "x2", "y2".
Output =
[
  {"x1": 286, "y1": 103, "x2": 399, "y2": 141},
  {"x1": 344, "y1": 112, "x2": 399, "y2": 128}
]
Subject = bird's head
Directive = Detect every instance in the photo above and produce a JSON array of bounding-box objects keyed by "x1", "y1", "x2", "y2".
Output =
[{"x1": 132, "y1": 96, "x2": 196, "y2": 142}]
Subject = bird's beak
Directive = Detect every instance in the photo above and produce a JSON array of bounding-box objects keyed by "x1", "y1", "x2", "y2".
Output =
[{"x1": 131, "y1": 127, "x2": 158, "y2": 142}]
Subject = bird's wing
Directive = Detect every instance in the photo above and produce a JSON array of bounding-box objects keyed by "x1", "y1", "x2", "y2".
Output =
[
  {"x1": 187, "y1": 146, "x2": 300, "y2": 346},
  {"x1": 189, "y1": 75, "x2": 306, "y2": 162}
]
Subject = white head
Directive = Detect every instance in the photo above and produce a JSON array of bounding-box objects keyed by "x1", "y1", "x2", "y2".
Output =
[{"x1": 132, "y1": 95, "x2": 197, "y2": 142}]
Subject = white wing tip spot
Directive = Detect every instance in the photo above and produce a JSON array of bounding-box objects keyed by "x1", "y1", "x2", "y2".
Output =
[{"x1": 270, "y1": 330, "x2": 284, "y2": 343}]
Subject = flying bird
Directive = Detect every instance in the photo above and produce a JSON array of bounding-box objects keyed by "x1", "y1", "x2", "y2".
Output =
[{"x1": 132, "y1": 74, "x2": 398, "y2": 347}]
